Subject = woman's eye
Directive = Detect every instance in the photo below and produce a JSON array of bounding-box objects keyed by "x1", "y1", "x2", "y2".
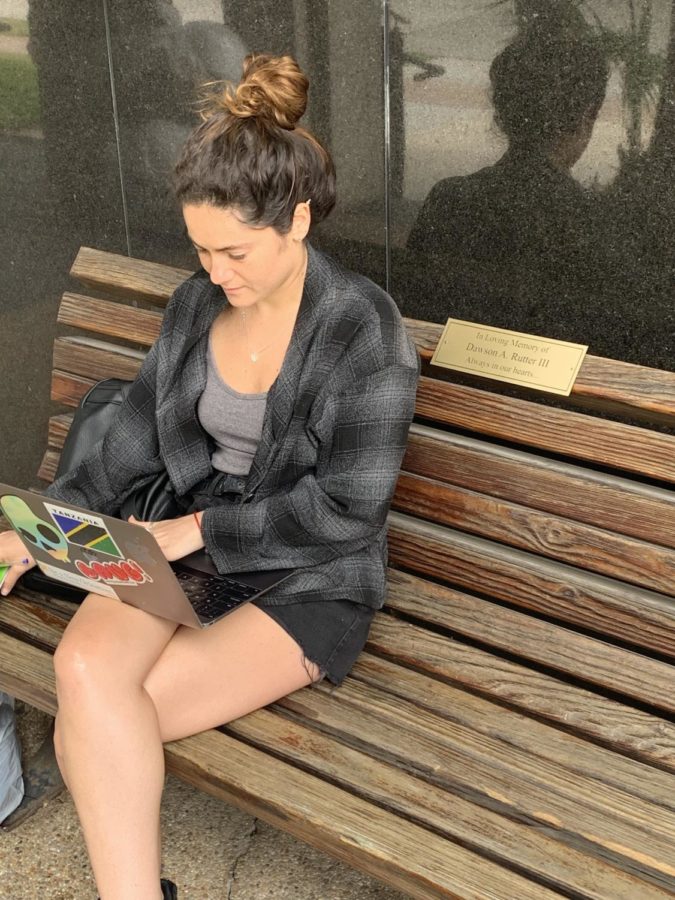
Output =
[{"x1": 230, "y1": 254, "x2": 246, "y2": 261}]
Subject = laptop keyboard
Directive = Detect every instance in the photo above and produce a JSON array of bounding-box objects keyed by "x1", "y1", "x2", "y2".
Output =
[{"x1": 174, "y1": 570, "x2": 259, "y2": 621}]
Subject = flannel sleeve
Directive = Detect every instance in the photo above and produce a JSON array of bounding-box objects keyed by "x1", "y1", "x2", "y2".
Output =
[{"x1": 201, "y1": 363, "x2": 419, "y2": 572}]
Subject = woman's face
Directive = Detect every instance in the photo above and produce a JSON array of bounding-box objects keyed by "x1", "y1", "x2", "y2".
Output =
[{"x1": 182, "y1": 203, "x2": 308, "y2": 309}]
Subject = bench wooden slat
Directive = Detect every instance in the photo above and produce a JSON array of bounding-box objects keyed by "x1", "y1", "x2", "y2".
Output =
[
  {"x1": 38, "y1": 449, "x2": 59, "y2": 484},
  {"x1": 352, "y1": 652, "x2": 675, "y2": 802},
  {"x1": 408, "y1": 318, "x2": 675, "y2": 421},
  {"x1": 47, "y1": 413, "x2": 73, "y2": 452},
  {"x1": 279, "y1": 681, "x2": 675, "y2": 888},
  {"x1": 0, "y1": 594, "x2": 71, "y2": 651},
  {"x1": 51, "y1": 371, "x2": 96, "y2": 408},
  {"x1": 0, "y1": 631, "x2": 57, "y2": 712},
  {"x1": 388, "y1": 512, "x2": 675, "y2": 664},
  {"x1": 384, "y1": 570, "x2": 675, "y2": 724},
  {"x1": 374, "y1": 610, "x2": 675, "y2": 769},
  {"x1": 53, "y1": 336, "x2": 144, "y2": 383},
  {"x1": 71, "y1": 247, "x2": 188, "y2": 307},
  {"x1": 416, "y1": 377, "x2": 675, "y2": 483},
  {"x1": 393, "y1": 472, "x2": 675, "y2": 593},
  {"x1": 229, "y1": 707, "x2": 670, "y2": 900},
  {"x1": 369, "y1": 611, "x2": 675, "y2": 773},
  {"x1": 58, "y1": 292, "x2": 163, "y2": 346},
  {"x1": 404, "y1": 425, "x2": 675, "y2": 550},
  {"x1": 550, "y1": 355, "x2": 675, "y2": 419},
  {"x1": 0, "y1": 630, "x2": 560, "y2": 900}
]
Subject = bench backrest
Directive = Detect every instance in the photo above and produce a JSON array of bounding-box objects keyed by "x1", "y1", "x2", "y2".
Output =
[{"x1": 44, "y1": 247, "x2": 675, "y2": 676}]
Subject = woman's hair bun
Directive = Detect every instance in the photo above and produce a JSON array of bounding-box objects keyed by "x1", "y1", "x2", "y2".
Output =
[{"x1": 205, "y1": 53, "x2": 309, "y2": 130}]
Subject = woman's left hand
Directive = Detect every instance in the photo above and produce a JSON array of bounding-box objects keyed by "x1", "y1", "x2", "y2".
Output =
[{"x1": 129, "y1": 514, "x2": 204, "y2": 561}]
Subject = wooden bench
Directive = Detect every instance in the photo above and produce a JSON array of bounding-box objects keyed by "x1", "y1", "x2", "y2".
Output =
[{"x1": 3, "y1": 247, "x2": 675, "y2": 898}]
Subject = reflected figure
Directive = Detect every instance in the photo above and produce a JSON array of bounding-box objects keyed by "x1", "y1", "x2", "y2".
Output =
[
  {"x1": 405, "y1": 17, "x2": 610, "y2": 343},
  {"x1": 110, "y1": 0, "x2": 249, "y2": 259}
]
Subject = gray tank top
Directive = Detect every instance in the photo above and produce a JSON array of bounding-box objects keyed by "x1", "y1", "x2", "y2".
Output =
[{"x1": 197, "y1": 338, "x2": 268, "y2": 476}]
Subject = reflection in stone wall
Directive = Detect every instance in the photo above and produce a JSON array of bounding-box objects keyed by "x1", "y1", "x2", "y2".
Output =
[{"x1": 392, "y1": 0, "x2": 675, "y2": 370}]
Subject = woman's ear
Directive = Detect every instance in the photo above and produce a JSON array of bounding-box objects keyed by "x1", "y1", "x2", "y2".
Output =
[{"x1": 290, "y1": 201, "x2": 312, "y2": 241}]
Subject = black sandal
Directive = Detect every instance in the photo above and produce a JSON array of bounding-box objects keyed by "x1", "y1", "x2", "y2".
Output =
[{"x1": 98, "y1": 878, "x2": 177, "y2": 899}]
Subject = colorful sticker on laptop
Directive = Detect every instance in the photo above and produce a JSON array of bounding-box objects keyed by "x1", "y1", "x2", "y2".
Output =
[
  {"x1": 44, "y1": 503, "x2": 123, "y2": 559},
  {"x1": 74, "y1": 557, "x2": 153, "y2": 586},
  {"x1": 0, "y1": 496, "x2": 71, "y2": 562}
]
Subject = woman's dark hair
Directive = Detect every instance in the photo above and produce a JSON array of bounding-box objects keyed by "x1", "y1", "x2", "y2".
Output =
[
  {"x1": 490, "y1": 21, "x2": 609, "y2": 151},
  {"x1": 174, "y1": 53, "x2": 336, "y2": 232}
]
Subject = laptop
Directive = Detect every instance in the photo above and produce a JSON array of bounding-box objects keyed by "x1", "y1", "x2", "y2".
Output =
[{"x1": 0, "y1": 484, "x2": 294, "y2": 628}]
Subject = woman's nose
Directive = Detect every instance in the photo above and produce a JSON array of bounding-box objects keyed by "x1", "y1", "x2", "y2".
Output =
[{"x1": 208, "y1": 260, "x2": 234, "y2": 286}]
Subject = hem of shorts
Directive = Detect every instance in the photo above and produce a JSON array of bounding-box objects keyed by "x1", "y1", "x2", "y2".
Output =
[
  {"x1": 320, "y1": 611, "x2": 365, "y2": 685},
  {"x1": 255, "y1": 605, "x2": 361, "y2": 686},
  {"x1": 254, "y1": 606, "x2": 328, "y2": 684}
]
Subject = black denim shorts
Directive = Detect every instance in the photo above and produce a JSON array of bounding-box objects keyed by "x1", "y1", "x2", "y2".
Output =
[
  {"x1": 254, "y1": 597, "x2": 375, "y2": 685},
  {"x1": 187, "y1": 473, "x2": 375, "y2": 684}
]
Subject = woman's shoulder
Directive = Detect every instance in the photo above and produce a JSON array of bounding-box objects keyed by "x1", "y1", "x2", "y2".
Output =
[{"x1": 308, "y1": 246, "x2": 418, "y2": 370}]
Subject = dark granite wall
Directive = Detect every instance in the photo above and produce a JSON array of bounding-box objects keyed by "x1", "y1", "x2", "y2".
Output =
[
  {"x1": 1, "y1": 0, "x2": 674, "y2": 487},
  {"x1": 391, "y1": 0, "x2": 675, "y2": 371}
]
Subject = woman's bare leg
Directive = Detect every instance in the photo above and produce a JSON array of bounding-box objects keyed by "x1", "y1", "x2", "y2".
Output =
[
  {"x1": 53, "y1": 597, "x2": 318, "y2": 900},
  {"x1": 144, "y1": 603, "x2": 320, "y2": 742},
  {"x1": 53, "y1": 593, "x2": 177, "y2": 900}
]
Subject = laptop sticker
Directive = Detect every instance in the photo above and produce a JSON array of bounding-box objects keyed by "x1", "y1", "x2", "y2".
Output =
[
  {"x1": 0, "y1": 496, "x2": 71, "y2": 562},
  {"x1": 74, "y1": 557, "x2": 153, "y2": 587},
  {"x1": 44, "y1": 503, "x2": 123, "y2": 558}
]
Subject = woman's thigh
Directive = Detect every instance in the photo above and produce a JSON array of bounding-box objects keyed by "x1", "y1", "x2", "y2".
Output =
[
  {"x1": 143, "y1": 603, "x2": 320, "y2": 743},
  {"x1": 54, "y1": 592, "x2": 179, "y2": 690}
]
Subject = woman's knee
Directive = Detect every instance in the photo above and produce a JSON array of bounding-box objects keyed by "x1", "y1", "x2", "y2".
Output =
[
  {"x1": 53, "y1": 630, "x2": 112, "y2": 704},
  {"x1": 53, "y1": 609, "x2": 133, "y2": 705}
]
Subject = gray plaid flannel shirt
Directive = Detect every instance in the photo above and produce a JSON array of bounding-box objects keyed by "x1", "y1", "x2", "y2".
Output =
[{"x1": 47, "y1": 244, "x2": 420, "y2": 608}]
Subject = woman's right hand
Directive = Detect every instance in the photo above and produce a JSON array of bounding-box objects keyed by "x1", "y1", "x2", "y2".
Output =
[{"x1": 0, "y1": 530, "x2": 35, "y2": 596}]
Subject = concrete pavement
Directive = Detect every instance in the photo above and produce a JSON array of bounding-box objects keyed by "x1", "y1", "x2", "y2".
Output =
[{"x1": 1, "y1": 702, "x2": 408, "y2": 900}]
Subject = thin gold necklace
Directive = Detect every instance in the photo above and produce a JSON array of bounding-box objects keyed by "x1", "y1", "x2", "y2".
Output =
[{"x1": 239, "y1": 307, "x2": 283, "y2": 363}]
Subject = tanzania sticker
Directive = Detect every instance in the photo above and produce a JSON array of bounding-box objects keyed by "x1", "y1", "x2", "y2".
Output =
[
  {"x1": 0, "y1": 496, "x2": 71, "y2": 562},
  {"x1": 44, "y1": 503, "x2": 123, "y2": 559}
]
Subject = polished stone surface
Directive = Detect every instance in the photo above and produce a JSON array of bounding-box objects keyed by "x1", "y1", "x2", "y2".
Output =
[
  {"x1": 390, "y1": 0, "x2": 675, "y2": 370},
  {"x1": 107, "y1": 0, "x2": 387, "y2": 283},
  {"x1": 0, "y1": 1, "x2": 128, "y2": 489}
]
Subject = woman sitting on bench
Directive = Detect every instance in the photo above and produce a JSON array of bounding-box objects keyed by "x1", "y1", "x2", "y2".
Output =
[{"x1": 0, "y1": 54, "x2": 419, "y2": 900}]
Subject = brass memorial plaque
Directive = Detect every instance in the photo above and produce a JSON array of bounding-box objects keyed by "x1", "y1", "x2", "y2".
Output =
[{"x1": 431, "y1": 320, "x2": 588, "y2": 396}]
